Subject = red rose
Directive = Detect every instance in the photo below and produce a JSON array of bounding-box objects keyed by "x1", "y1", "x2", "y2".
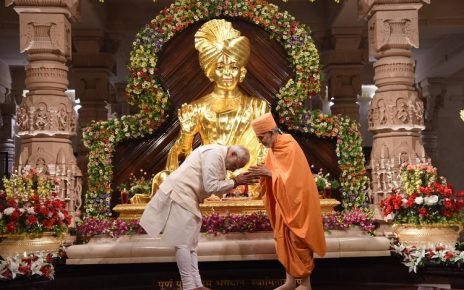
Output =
[
  {"x1": 443, "y1": 199, "x2": 454, "y2": 209},
  {"x1": 40, "y1": 266, "x2": 51, "y2": 277},
  {"x1": 10, "y1": 209, "x2": 21, "y2": 221},
  {"x1": 52, "y1": 200, "x2": 61, "y2": 208},
  {"x1": 2, "y1": 269, "x2": 12, "y2": 278},
  {"x1": 30, "y1": 194, "x2": 40, "y2": 203},
  {"x1": 26, "y1": 215, "x2": 38, "y2": 225},
  {"x1": 406, "y1": 196, "x2": 415, "y2": 207},
  {"x1": 384, "y1": 204, "x2": 392, "y2": 215},
  {"x1": 444, "y1": 252, "x2": 455, "y2": 260},
  {"x1": 6, "y1": 198, "x2": 17, "y2": 207},
  {"x1": 39, "y1": 206, "x2": 48, "y2": 215},
  {"x1": 6, "y1": 221, "x2": 16, "y2": 232},
  {"x1": 42, "y1": 219, "x2": 53, "y2": 229},
  {"x1": 419, "y1": 207, "x2": 428, "y2": 217},
  {"x1": 442, "y1": 209, "x2": 452, "y2": 218}
]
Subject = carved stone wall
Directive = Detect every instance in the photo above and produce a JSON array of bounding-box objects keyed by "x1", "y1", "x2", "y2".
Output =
[
  {"x1": 359, "y1": 0, "x2": 429, "y2": 203},
  {"x1": 7, "y1": 0, "x2": 82, "y2": 223}
]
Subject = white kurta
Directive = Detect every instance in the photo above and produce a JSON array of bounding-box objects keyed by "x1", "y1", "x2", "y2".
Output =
[{"x1": 139, "y1": 144, "x2": 235, "y2": 248}]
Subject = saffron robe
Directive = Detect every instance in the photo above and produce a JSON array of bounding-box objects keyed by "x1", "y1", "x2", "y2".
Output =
[{"x1": 261, "y1": 134, "x2": 326, "y2": 277}]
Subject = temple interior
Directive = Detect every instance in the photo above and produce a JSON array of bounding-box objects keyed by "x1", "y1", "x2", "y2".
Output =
[{"x1": 0, "y1": 0, "x2": 463, "y2": 289}]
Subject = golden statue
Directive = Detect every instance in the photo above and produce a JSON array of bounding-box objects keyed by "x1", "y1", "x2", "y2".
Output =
[{"x1": 130, "y1": 19, "x2": 270, "y2": 204}]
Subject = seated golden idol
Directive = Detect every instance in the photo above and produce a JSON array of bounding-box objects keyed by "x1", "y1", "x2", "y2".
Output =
[{"x1": 130, "y1": 19, "x2": 270, "y2": 204}]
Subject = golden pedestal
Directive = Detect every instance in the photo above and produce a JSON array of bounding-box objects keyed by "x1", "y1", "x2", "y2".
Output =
[
  {"x1": 0, "y1": 233, "x2": 63, "y2": 258},
  {"x1": 392, "y1": 223, "x2": 463, "y2": 248},
  {"x1": 113, "y1": 198, "x2": 340, "y2": 220}
]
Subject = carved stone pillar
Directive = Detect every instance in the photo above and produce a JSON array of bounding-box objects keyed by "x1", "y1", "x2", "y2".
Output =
[
  {"x1": 0, "y1": 63, "x2": 14, "y2": 178},
  {"x1": 360, "y1": 0, "x2": 429, "y2": 200},
  {"x1": 0, "y1": 98, "x2": 16, "y2": 178},
  {"x1": 419, "y1": 78, "x2": 445, "y2": 166},
  {"x1": 7, "y1": 0, "x2": 83, "y2": 224},
  {"x1": 322, "y1": 28, "x2": 366, "y2": 121},
  {"x1": 71, "y1": 29, "x2": 115, "y2": 191},
  {"x1": 72, "y1": 29, "x2": 115, "y2": 126}
]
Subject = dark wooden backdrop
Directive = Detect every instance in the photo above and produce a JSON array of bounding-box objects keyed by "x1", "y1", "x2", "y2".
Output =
[{"x1": 112, "y1": 19, "x2": 340, "y2": 206}]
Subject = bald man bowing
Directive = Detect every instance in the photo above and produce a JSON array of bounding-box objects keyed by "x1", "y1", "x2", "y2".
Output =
[{"x1": 249, "y1": 113, "x2": 326, "y2": 290}]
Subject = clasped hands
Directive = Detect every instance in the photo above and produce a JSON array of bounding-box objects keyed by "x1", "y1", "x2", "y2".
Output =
[{"x1": 233, "y1": 165, "x2": 272, "y2": 186}]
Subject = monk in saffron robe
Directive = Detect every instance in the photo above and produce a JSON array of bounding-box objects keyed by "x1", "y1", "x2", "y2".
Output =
[{"x1": 249, "y1": 113, "x2": 326, "y2": 290}]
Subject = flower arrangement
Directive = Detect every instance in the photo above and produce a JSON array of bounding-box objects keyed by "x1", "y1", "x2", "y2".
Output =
[
  {"x1": 76, "y1": 210, "x2": 376, "y2": 241},
  {"x1": 120, "y1": 170, "x2": 153, "y2": 198},
  {"x1": 76, "y1": 217, "x2": 144, "y2": 241},
  {"x1": 83, "y1": 0, "x2": 369, "y2": 218},
  {"x1": 313, "y1": 168, "x2": 340, "y2": 198},
  {"x1": 0, "y1": 250, "x2": 66, "y2": 280},
  {"x1": 201, "y1": 212, "x2": 272, "y2": 235},
  {"x1": 392, "y1": 242, "x2": 464, "y2": 273},
  {"x1": 0, "y1": 170, "x2": 71, "y2": 236},
  {"x1": 322, "y1": 209, "x2": 377, "y2": 235},
  {"x1": 380, "y1": 163, "x2": 464, "y2": 225}
]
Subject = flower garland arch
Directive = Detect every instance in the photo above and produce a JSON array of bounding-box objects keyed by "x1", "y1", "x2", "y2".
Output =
[{"x1": 83, "y1": 0, "x2": 369, "y2": 218}]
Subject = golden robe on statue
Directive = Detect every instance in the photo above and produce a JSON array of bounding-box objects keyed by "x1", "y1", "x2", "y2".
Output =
[{"x1": 260, "y1": 134, "x2": 326, "y2": 277}]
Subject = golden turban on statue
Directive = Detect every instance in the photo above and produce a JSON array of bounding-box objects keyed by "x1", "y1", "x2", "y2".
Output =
[{"x1": 194, "y1": 19, "x2": 250, "y2": 80}]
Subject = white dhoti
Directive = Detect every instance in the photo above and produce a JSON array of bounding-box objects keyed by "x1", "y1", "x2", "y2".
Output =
[{"x1": 139, "y1": 190, "x2": 203, "y2": 290}]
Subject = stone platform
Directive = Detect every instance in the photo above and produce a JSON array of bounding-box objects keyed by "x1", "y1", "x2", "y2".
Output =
[{"x1": 66, "y1": 229, "x2": 390, "y2": 265}]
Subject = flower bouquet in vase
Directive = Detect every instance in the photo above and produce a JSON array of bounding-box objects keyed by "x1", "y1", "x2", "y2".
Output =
[
  {"x1": 380, "y1": 163, "x2": 464, "y2": 248},
  {"x1": 313, "y1": 169, "x2": 340, "y2": 199},
  {"x1": 0, "y1": 169, "x2": 70, "y2": 258}
]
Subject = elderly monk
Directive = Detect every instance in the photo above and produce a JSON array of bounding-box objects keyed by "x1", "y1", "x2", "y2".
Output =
[
  {"x1": 248, "y1": 113, "x2": 326, "y2": 290},
  {"x1": 140, "y1": 144, "x2": 257, "y2": 290}
]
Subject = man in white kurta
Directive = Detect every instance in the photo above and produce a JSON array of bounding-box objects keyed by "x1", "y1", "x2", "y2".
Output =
[{"x1": 140, "y1": 144, "x2": 255, "y2": 290}]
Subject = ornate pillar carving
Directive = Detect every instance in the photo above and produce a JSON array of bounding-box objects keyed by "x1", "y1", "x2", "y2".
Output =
[
  {"x1": 7, "y1": 0, "x2": 82, "y2": 224},
  {"x1": 322, "y1": 28, "x2": 366, "y2": 121},
  {"x1": 360, "y1": 0, "x2": 429, "y2": 201},
  {"x1": 418, "y1": 78, "x2": 445, "y2": 166}
]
